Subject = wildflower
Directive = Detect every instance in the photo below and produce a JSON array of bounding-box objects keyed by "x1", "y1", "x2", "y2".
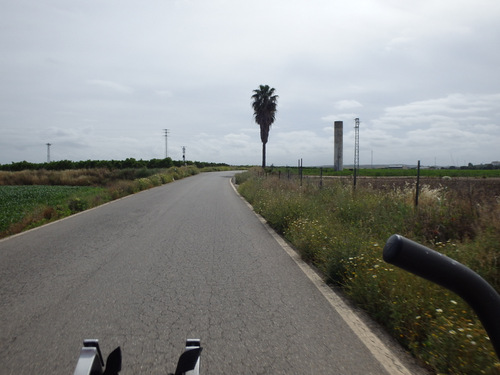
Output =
[
  {"x1": 450, "y1": 300, "x2": 457, "y2": 305},
  {"x1": 436, "y1": 308, "x2": 443, "y2": 313},
  {"x1": 449, "y1": 330, "x2": 457, "y2": 335}
]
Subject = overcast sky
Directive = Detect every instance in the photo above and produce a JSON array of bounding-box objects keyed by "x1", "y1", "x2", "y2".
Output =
[{"x1": 1, "y1": 0, "x2": 499, "y2": 167}]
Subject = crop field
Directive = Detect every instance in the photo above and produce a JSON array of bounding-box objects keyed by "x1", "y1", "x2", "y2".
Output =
[
  {"x1": 0, "y1": 165, "x2": 202, "y2": 238},
  {"x1": 0, "y1": 185, "x2": 106, "y2": 234}
]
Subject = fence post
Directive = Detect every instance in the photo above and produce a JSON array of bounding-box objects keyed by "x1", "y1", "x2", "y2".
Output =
[
  {"x1": 299, "y1": 158, "x2": 303, "y2": 186},
  {"x1": 415, "y1": 160, "x2": 421, "y2": 207}
]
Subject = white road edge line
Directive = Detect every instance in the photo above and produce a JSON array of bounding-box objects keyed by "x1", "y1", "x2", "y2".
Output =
[{"x1": 230, "y1": 178, "x2": 412, "y2": 375}]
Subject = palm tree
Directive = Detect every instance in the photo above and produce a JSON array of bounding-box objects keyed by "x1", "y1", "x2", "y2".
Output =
[{"x1": 251, "y1": 84, "x2": 278, "y2": 168}]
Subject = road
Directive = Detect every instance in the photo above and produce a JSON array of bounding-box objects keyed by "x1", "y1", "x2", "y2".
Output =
[{"x1": 0, "y1": 171, "x2": 424, "y2": 374}]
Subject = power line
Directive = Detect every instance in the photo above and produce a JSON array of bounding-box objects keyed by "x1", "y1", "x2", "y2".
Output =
[
  {"x1": 163, "y1": 129, "x2": 170, "y2": 158},
  {"x1": 354, "y1": 118, "x2": 360, "y2": 189},
  {"x1": 46, "y1": 143, "x2": 51, "y2": 163},
  {"x1": 354, "y1": 118, "x2": 360, "y2": 170}
]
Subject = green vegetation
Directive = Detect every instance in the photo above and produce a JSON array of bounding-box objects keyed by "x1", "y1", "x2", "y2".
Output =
[
  {"x1": 0, "y1": 157, "x2": 229, "y2": 172},
  {"x1": 0, "y1": 165, "x2": 200, "y2": 238},
  {"x1": 0, "y1": 185, "x2": 106, "y2": 233},
  {"x1": 237, "y1": 168, "x2": 500, "y2": 374},
  {"x1": 268, "y1": 166, "x2": 500, "y2": 178}
]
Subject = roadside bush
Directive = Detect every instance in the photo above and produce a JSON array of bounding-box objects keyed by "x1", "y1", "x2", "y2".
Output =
[
  {"x1": 254, "y1": 189, "x2": 304, "y2": 234},
  {"x1": 234, "y1": 171, "x2": 252, "y2": 185},
  {"x1": 108, "y1": 180, "x2": 137, "y2": 199},
  {"x1": 159, "y1": 174, "x2": 174, "y2": 184},
  {"x1": 68, "y1": 198, "x2": 88, "y2": 213},
  {"x1": 147, "y1": 175, "x2": 162, "y2": 187},
  {"x1": 136, "y1": 178, "x2": 154, "y2": 191}
]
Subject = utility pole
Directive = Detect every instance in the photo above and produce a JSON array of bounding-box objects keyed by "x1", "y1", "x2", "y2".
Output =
[
  {"x1": 163, "y1": 129, "x2": 170, "y2": 158},
  {"x1": 354, "y1": 118, "x2": 360, "y2": 189},
  {"x1": 415, "y1": 160, "x2": 421, "y2": 207},
  {"x1": 46, "y1": 143, "x2": 51, "y2": 163},
  {"x1": 334, "y1": 121, "x2": 343, "y2": 171},
  {"x1": 182, "y1": 146, "x2": 186, "y2": 165},
  {"x1": 298, "y1": 158, "x2": 303, "y2": 186}
]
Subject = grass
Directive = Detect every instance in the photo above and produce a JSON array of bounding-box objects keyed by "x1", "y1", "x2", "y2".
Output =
[
  {"x1": 269, "y1": 166, "x2": 500, "y2": 178},
  {"x1": 0, "y1": 165, "x2": 200, "y2": 238},
  {"x1": 237, "y1": 168, "x2": 500, "y2": 374}
]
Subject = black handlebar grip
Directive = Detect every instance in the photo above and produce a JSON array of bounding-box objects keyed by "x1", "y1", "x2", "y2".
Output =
[{"x1": 384, "y1": 234, "x2": 500, "y2": 358}]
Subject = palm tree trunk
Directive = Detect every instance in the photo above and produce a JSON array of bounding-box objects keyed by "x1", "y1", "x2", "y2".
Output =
[{"x1": 262, "y1": 142, "x2": 266, "y2": 168}]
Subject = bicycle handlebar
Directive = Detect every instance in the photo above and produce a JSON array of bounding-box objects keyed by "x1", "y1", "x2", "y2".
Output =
[
  {"x1": 73, "y1": 340, "x2": 121, "y2": 375},
  {"x1": 73, "y1": 339, "x2": 202, "y2": 375},
  {"x1": 383, "y1": 234, "x2": 500, "y2": 358}
]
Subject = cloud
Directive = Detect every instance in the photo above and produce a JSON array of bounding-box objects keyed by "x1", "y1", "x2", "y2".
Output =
[
  {"x1": 334, "y1": 100, "x2": 363, "y2": 110},
  {"x1": 155, "y1": 90, "x2": 173, "y2": 98},
  {"x1": 0, "y1": 1, "x2": 499, "y2": 167},
  {"x1": 87, "y1": 80, "x2": 134, "y2": 94},
  {"x1": 385, "y1": 36, "x2": 415, "y2": 52},
  {"x1": 374, "y1": 93, "x2": 500, "y2": 129},
  {"x1": 320, "y1": 114, "x2": 360, "y2": 126},
  {"x1": 362, "y1": 93, "x2": 500, "y2": 165}
]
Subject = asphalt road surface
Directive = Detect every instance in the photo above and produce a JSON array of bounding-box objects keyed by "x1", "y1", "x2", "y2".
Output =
[{"x1": 0, "y1": 171, "x2": 426, "y2": 374}]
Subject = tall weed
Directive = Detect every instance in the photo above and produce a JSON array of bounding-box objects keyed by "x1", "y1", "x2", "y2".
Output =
[{"x1": 238, "y1": 172, "x2": 500, "y2": 374}]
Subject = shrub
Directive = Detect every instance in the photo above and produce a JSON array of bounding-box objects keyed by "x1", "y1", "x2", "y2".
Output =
[
  {"x1": 159, "y1": 174, "x2": 174, "y2": 184},
  {"x1": 68, "y1": 198, "x2": 88, "y2": 213},
  {"x1": 148, "y1": 175, "x2": 162, "y2": 187},
  {"x1": 136, "y1": 178, "x2": 154, "y2": 191},
  {"x1": 234, "y1": 171, "x2": 252, "y2": 185}
]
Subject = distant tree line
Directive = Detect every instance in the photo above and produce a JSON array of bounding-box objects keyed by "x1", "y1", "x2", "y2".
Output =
[
  {"x1": 0, "y1": 158, "x2": 229, "y2": 172},
  {"x1": 445, "y1": 162, "x2": 500, "y2": 170}
]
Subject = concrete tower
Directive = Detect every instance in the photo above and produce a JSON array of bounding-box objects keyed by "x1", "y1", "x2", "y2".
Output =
[{"x1": 334, "y1": 121, "x2": 343, "y2": 171}]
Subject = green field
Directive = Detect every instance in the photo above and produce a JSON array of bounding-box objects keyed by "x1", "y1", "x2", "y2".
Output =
[
  {"x1": 0, "y1": 165, "x2": 203, "y2": 238},
  {"x1": 271, "y1": 167, "x2": 500, "y2": 178},
  {"x1": 0, "y1": 185, "x2": 106, "y2": 233}
]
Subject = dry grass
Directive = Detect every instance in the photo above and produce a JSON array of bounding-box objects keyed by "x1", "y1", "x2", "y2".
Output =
[{"x1": 0, "y1": 169, "x2": 114, "y2": 186}]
